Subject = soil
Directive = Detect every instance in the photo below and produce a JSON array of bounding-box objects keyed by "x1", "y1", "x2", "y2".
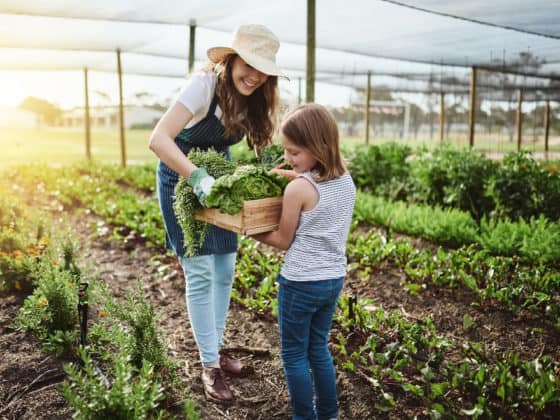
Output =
[{"x1": 2, "y1": 210, "x2": 560, "y2": 419}]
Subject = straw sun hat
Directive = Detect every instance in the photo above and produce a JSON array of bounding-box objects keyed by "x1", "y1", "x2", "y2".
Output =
[{"x1": 207, "y1": 24, "x2": 288, "y2": 79}]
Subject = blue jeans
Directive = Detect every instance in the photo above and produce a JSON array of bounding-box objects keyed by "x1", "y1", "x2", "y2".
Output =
[
  {"x1": 278, "y1": 274, "x2": 344, "y2": 420},
  {"x1": 179, "y1": 252, "x2": 236, "y2": 366}
]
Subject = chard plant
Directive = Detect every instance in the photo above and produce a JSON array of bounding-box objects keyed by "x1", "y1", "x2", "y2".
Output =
[
  {"x1": 333, "y1": 295, "x2": 560, "y2": 418},
  {"x1": 234, "y1": 237, "x2": 282, "y2": 318}
]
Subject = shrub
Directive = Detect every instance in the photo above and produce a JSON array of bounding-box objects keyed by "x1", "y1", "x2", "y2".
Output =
[
  {"x1": 486, "y1": 151, "x2": 545, "y2": 220},
  {"x1": 413, "y1": 146, "x2": 498, "y2": 220},
  {"x1": 348, "y1": 142, "x2": 414, "y2": 200},
  {"x1": 106, "y1": 282, "x2": 169, "y2": 372},
  {"x1": 16, "y1": 261, "x2": 78, "y2": 339},
  {"x1": 62, "y1": 348, "x2": 165, "y2": 419}
]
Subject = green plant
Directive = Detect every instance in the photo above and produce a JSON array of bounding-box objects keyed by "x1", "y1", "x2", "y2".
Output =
[
  {"x1": 412, "y1": 145, "x2": 498, "y2": 220},
  {"x1": 106, "y1": 281, "x2": 169, "y2": 372},
  {"x1": 43, "y1": 329, "x2": 78, "y2": 358},
  {"x1": 174, "y1": 149, "x2": 288, "y2": 255},
  {"x1": 16, "y1": 260, "x2": 78, "y2": 339},
  {"x1": 0, "y1": 252, "x2": 37, "y2": 292},
  {"x1": 62, "y1": 347, "x2": 165, "y2": 419},
  {"x1": 348, "y1": 142, "x2": 414, "y2": 201},
  {"x1": 173, "y1": 149, "x2": 236, "y2": 256},
  {"x1": 183, "y1": 399, "x2": 201, "y2": 420},
  {"x1": 205, "y1": 165, "x2": 288, "y2": 214},
  {"x1": 485, "y1": 150, "x2": 559, "y2": 221}
]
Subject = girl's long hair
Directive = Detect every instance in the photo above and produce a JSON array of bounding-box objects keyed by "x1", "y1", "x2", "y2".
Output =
[
  {"x1": 204, "y1": 54, "x2": 279, "y2": 153},
  {"x1": 281, "y1": 103, "x2": 346, "y2": 182}
]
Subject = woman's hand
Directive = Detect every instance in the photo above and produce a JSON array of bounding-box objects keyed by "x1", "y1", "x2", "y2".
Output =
[{"x1": 188, "y1": 168, "x2": 216, "y2": 206}]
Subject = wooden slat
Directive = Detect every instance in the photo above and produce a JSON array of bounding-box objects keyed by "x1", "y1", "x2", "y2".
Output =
[{"x1": 195, "y1": 196, "x2": 282, "y2": 235}]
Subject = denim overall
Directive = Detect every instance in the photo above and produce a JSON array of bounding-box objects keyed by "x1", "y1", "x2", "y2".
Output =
[{"x1": 156, "y1": 94, "x2": 242, "y2": 257}]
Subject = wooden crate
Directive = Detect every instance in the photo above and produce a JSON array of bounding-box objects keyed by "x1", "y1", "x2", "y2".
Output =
[{"x1": 195, "y1": 196, "x2": 282, "y2": 235}]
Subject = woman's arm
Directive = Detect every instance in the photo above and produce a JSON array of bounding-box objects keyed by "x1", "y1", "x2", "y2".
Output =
[
  {"x1": 148, "y1": 102, "x2": 198, "y2": 179},
  {"x1": 251, "y1": 178, "x2": 316, "y2": 250}
]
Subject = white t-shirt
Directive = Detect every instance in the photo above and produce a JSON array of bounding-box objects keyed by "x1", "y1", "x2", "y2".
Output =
[{"x1": 176, "y1": 71, "x2": 223, "y2": 129}]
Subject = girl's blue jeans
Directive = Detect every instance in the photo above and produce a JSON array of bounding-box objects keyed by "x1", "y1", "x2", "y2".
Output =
[
  {"x1": 179, "y1": 252, "x2": 236, "y2": 366},
  {"x1": 278, "y1": 274, "x2": 344, "y2": 420}
]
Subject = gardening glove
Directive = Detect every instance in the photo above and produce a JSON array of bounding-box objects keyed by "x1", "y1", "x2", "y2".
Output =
[{"x1": 188, "y1": 167, "x2": 215, "y2": 206}]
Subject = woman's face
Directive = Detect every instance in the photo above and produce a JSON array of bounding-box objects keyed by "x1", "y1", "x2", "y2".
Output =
[
  {"x1": 230, "y1": 56, "x2": 269, "y2": 96},
  {"x1": 280, "y1": 131, "x2": 318, "y2": 174}
]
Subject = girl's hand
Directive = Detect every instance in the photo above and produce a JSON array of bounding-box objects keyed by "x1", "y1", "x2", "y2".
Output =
[{"x1": 270, "y1": 163, "x2": 297, "y2": 181}]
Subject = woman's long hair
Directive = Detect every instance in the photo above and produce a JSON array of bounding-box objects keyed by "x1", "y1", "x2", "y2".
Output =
[{"x1": 205, "y1": 54, "x2": 279, "y2": 153}]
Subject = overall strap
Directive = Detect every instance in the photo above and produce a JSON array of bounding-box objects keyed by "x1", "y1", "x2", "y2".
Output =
[{"x1": 207, "y1": 94, "x2": 220, "y2": 118}]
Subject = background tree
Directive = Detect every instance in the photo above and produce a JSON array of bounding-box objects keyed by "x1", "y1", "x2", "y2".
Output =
[{"x1": 18, "y1": 97, "x2": 62, "y2": 126}]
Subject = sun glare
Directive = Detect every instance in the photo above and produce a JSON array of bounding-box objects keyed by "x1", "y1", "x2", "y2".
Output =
[
  {"x1": 0, "y1": 72, "x2": 27, "y2": 107},
  {"x1": 0, "y1": 71, "x2": 84, "y2": 109}
]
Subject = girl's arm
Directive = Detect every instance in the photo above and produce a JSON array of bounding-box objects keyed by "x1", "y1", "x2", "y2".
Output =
[
  {"x1": 251, "y1": 178, "x2": 316, "y2": 250},
  {"x1": 148, "y1": 102, "x2": 198, "y2": 179}
]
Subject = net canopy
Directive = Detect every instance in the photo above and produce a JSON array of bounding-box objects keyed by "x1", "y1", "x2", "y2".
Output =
[{"x1": 1, "y1": 0, "x2": 559, "y2": 100}]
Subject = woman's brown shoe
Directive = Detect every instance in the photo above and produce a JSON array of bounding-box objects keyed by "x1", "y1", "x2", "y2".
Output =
[
  {"x1": 201, "y1": 367, "x2": 234, "y2": 404},
  {"x1": 219, "y1": 353, "x2": 255, "y2": 377}
]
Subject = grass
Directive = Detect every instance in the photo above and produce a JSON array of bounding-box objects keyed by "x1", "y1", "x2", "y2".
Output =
[
  {"x1": 1, "y1": 126, "x2": 558, "y2": 170},
  {"x1": 0, "y1": 127, "x2": 157, "y2": 169}
]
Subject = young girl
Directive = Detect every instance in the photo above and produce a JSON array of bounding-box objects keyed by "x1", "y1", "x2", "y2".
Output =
[
  {"x1": 252, "y1": 103, "x2": 356, "y2": 419},
  {"x1": 148, "y1": 24, "x2": 286, "y2": 404}
]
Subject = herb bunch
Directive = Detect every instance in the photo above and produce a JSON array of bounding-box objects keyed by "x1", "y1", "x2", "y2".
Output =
[{"x1": 173, "y1": 149, "x2": 235, "y2": 257}]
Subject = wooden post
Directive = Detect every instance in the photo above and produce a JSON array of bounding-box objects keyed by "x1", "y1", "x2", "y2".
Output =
[
  {"x1": 516, "y1": 89, "x2": 523, "y2": 152},
  {"x1": 83, "y1": 67, "x2": 91, "y2": 160},
  {"x1": 468, "y1": 66, "x2": 477, "y2": 148},
  {"x1": 306, "y1": 0, "x2": 315, "y2": 102},
  {"x1": 116, "y1": 48, "x2": 126, "y2": 167},
  {"x1": 365, "y1": 71, "x2": 371, "y2": 145},
  {"x1": 544, "y1": 99, "x2": 550, "y2": 160},
  {"x1": 439, "y1": 92, "x2": 445, "y2": 142},
  {"x1": 188, "y1": 22, "x2": 196, "y2": 73}
]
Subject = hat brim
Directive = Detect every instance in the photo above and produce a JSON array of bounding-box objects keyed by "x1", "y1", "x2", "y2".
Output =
[{"x1": 207, "y1": 46, "x2": 289, "y2": 80}]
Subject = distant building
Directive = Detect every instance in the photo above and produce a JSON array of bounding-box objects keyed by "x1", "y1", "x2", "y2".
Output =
[
  {"x1": 0, "y1": 106, "x2": 37, "y2": 128},
  {"x1": 60, "y1": 105, "x2": 164, "y2": 129}
]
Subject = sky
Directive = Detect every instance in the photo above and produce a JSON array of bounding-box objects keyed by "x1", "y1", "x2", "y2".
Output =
[{"x1": 0, "y1": 69, "x2": 358, "y2": 110}]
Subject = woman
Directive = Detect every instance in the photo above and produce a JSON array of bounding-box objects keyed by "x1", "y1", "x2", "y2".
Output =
[{"x1": 149, "y1": 24, "x2": 286, "y2": 404}]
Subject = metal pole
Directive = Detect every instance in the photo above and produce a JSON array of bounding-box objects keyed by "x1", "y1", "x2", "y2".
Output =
[
  {"x1": 544, "y1": 100, "x2": 550, "y2": 160},
  {"x1": 83, "y1": 67, "x2": 91, "y2": 160},
  {"x1": 439, "y1": 92, "x2": 445, "y2": 142},
  {"x1": 188, "y1": 21, "x2": 196, "y2": 73},
  {"x1": 403, "y1": 103, "x2": 410, "y2": 139},
  {"x1": 516, "y1": 89, "x2": 523, "y2": 152},
  {"x1": 468, "y1": 66, "x2": 477, "y2": 148},
  {"x1": 306, "y1": 0, "x2": 315, "y2": 102},
  {"x1": 365, "y1": 71, "x2": 371, "y2": 145},
  {"x1": 116, "y1": 48, "x2": 126, "y2": 167}
]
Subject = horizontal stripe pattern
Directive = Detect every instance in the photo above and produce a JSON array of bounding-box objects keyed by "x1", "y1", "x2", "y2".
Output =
[{"x1": 281, "y1": 172, "x2": 356, "y2": 282}]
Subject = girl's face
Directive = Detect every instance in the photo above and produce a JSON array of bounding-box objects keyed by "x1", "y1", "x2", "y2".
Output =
[
  {"x1": 231, "y1": 56, "x2": 269, "y2": 96},
  {"x1": 280, "y1": 131, "x2": 318, "y2": 174}
]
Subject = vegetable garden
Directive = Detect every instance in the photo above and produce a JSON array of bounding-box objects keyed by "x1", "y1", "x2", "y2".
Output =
[{"x1": 1, "y1": 143, "x2": 560, "y2": 419}]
